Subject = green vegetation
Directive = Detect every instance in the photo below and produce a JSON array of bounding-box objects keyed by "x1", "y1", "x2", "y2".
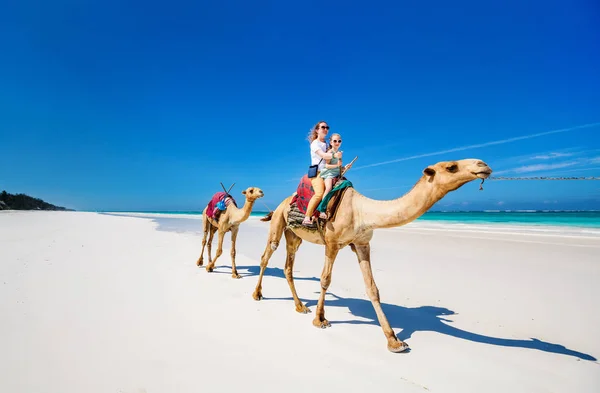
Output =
[{"x1": 0, "y1": 190, "x2": 73, "y2": 211}]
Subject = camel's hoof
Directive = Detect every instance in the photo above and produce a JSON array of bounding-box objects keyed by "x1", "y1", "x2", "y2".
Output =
[
  {"x1": 232, "y1": 273, "x2": 241, "y2": 279},
  {"x1": 196, "y1": 259, "x2": 203, "y2": 267},
  {"x1": 313, "y1": 319, "x2": 330, "y2": 329},
  {"x1": 296, "y1": 304, "x2": 311, "y2": 314},
  {"x1": 252, "y1": 291, "x2": 263, "y2": 301},
  {"x1": 388, "y1": 340, "x2": 410, "y2": 353},
  {"x1": 205, "y1": 266, "x2": 214, "y2": 273}
]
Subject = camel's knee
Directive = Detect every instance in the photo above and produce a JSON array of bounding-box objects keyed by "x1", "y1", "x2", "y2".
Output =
[
  {"x1": 284, "y1": 264, "x2": 293, "y2": 279},
  {"x1": 320, "y1": 274, "x2": 332, "y2": 289},
  {"x1": 270, "y1": 241, "x2": 279, "y2": 251}
]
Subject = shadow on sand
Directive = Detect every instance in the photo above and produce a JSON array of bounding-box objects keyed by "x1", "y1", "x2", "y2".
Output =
[
  {"x1": 206, "y1": 264, "x2": 320, "y2": 282},
  {"x1": 265, "y1": 292, "x2": 596, "y2": 361}
]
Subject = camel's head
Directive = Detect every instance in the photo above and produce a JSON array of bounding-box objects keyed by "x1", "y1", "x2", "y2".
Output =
[
  {"x1": 241, "y1": 186, "x2": 264, "y2": 201},
  {"x1": 422, "y1": 159, "x2": 492, "y2": 192}
]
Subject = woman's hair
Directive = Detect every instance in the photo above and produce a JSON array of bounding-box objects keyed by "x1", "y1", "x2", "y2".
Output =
[{"x1": 307, "y1": 120, "x2": 328, "y2": 143}]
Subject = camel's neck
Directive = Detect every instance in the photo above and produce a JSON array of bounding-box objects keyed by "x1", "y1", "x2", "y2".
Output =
[
  {"x1": 355, "y1": 178, "x2": 446, "y2": 230},
  {"x1": 229, "y1": 199, "x2": 255, "y2": 224}
]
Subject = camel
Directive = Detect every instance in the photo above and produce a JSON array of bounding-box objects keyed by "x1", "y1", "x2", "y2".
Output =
[
  {"x1": 196, "y1": 186, "x2": 264, "y2": 278},
  {"x1": 252, "y1": 158, "x2": 492, "y2": 353}
]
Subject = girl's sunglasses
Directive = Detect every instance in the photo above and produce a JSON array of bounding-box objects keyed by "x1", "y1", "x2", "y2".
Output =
[
  {"x1": 320, "y1": 125, "x2": 329, "y2": 129},
  {"x1": 332, "y1": 139, "x2": 342, "y2": 143}
]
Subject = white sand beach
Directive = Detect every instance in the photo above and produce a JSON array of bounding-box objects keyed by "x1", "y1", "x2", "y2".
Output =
[{"x1": 1, "y1": 211, "x2": 599, "y2": 393}]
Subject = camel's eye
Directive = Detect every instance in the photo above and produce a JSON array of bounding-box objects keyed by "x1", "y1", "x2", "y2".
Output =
[
  {"x1": 446, "y1": 164, "x2": 458, "y2": 173},
  {"x1": 249, "y1": 189, "x2": 254, "y2": 194}
]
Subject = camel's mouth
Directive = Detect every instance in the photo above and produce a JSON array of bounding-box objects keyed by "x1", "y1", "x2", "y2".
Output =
[{"x1": 473, "y1": 169, "x2": 492, "y2": 179}]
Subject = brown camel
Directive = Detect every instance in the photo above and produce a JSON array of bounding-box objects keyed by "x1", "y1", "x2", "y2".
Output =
[
  {"x1": 252, "y1": 159, "x2": 492, "y2": 352},
  {"x1": 196, "y1": 186, "x2": 264, "y2": 278}
]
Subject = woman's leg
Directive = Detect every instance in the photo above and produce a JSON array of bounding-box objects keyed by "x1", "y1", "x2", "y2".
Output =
[{"x1": 303, "y1": 175, "x2": 325, "y2": 223}]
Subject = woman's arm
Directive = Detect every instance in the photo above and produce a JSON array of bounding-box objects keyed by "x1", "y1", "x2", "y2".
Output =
[{"x1": 315, "y1": 149, "x2": 342, "y2": 160}]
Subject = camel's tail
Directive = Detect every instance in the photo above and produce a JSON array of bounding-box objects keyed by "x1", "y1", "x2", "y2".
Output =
[{"x1": 260, "y1": 211, "x2": 273, "y2": 222}]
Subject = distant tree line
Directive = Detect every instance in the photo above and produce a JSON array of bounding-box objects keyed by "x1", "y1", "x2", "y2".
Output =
[{"x1": 0, "y1": 190, "x2": 72, "y2": 211}]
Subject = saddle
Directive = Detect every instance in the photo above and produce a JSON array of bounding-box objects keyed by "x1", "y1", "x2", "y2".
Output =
[
  {"x1": 287, "y1": 175, "x2": 353, "y2": 231},
  {"x1": 206, "y1": 191, "x2": 237, "y2": 222}
]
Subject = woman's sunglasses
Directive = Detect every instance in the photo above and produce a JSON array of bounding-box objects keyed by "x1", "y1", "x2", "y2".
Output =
[
  {"x1": 319, "y1": 125, "x2": 329, "y2": 129},
  {"x1": 332, "y1": 139, "x2": 342, "y2": 143}
]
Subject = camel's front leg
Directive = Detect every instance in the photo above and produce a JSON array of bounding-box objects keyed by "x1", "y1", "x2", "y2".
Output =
[
  {"x1": 205, "y1": 227, "x2": 217, "y2": 272},
  {"x1": 229, "y1": 225, "x2": 241, "y2": 279},
  {"x1": 313, "y1": 244, "x2": 340, "y2": 328},
  {"x1": 283, "y1": 229, "x2": 309, "y2": 313},
  {"x1": 354, "y1": 243, "x2": 409, "y2": 353},
  {"x1": 206, "y1": 229, "x2": 226, "y2": 272}
]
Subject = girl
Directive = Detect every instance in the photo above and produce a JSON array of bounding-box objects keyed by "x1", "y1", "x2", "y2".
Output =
[{"x1": 320, "y1": 133, "x2": 343, "y2": 198}]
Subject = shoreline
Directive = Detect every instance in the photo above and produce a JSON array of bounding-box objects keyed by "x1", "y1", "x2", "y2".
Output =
[
  {"x1": 4, "y1": 210, "x2": 600, "y2": 237},
  {"x1": 99, "y1": 211, "x2": 600, "y2": 238}
]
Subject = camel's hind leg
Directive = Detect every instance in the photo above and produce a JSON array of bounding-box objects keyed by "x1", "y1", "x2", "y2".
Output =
[
  {"x1": 283, "y1": 229, "x2": 310, "y2": 313},
  {"x1": 353, "y1": 243, "x2": 409, "y2": 353},
  {"x1": 252, "y1": 209, "x2": 286, "y2": 301},
  {"x1": 205, "y1": 226, "x2": 218, "y2": 272},
  {"x1": 229, "y1": 225, "x2": 241, "y2": 279},
  {"x1": 196, "y1": 215, "x2": 211, "y2": 266}
]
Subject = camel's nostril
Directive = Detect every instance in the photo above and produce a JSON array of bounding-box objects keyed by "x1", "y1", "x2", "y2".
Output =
[{"x1": 477, "y1": 161, "x2": 488, "y2": 167}]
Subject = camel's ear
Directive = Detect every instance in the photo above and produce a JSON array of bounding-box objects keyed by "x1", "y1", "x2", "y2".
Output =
[
  {"x1": 423, "y1": 167, "x2": 436, "y2": 182},
  {"x1": 242, "y1": 190, "x2": 246, "y2": 195}
]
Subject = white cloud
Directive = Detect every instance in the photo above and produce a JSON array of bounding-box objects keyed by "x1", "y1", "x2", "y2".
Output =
[
  {"x1": 353, "y1": 122, "x2": 600, "y2": 170},
  {"x1": 511, "y1": 161, "x2": 581, "y2": 173},
  {"x1": 494, "y1": 156, "x2": 600, "y2": 175},
  {"x1": 529, "y1": 152, "x2": 574, "y2": 160}
]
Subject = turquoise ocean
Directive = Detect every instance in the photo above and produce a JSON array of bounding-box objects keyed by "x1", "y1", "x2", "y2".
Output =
[{"x1": 99, "y1": 210, "x2": 600, "y2": 229}]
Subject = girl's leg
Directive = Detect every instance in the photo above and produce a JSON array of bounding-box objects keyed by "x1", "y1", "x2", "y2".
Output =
[
  {"x1": 318, "y1": 178, "x2": 333, "y2": 219},
  {"x1": 323, "y1": 178, "x2": 333, "y2": 196}
]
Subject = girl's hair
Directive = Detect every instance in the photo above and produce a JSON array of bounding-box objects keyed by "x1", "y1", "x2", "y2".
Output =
[
  {"x1": 329, "y1": 133, "x2": 341, "y2": 145},
  {"x1": 307, "y1": 120, "x2": 328, "y2": 143}
]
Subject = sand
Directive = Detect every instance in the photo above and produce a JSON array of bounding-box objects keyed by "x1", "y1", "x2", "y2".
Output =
[{"x1": 1, "y1": 211, "x2": 599, "y2": 393}]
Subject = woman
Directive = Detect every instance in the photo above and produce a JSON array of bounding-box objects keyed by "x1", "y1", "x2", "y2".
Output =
[{"x1": 302, "y1": 121, "x2": 347, "y2": 226}]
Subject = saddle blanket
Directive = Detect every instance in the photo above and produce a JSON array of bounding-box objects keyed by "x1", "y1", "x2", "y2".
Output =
[
  {"x1": 290, "y1": 175, "x2": 353, "y2": 216},
  {"x1": 206, "y1": 191, "x2": 237, "y2": 219}
]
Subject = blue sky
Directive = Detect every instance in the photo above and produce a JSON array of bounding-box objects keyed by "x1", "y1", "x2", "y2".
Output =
[{"x1": 1, "y1": 0, "x2": 599, "y2": 211}]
